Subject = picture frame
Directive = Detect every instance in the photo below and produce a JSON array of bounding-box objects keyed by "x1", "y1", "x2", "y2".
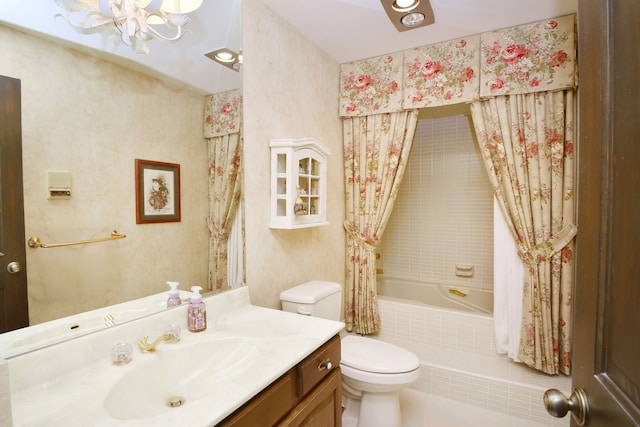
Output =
[{"x1": 135, "y1": 159, "x2": 181, "y2": 224}]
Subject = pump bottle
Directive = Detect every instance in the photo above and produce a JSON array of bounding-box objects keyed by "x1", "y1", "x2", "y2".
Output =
[
  {"x1": 166, "y1": 282, "x2": 182, "y2": 308},
  {"x1": 188, "y1": 286, "x2": 207, "y2": 332}
]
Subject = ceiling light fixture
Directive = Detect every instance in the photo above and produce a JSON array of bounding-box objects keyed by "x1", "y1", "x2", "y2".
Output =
[
  {"x1": 401, "y1": 12, "x2": 425, "y2": 27},
  {"x1": 380, "y1": 0, "x2": 435, "y2": 32},
  {"x1": 205, "y1": 48, "x2": 242, "y2": 72},
  {"x1": 391, "y1": 0, "x2": 420, "y2": 13},
  {"x1": 55, "y1": 0, "x2": 203, "y2": 54}
]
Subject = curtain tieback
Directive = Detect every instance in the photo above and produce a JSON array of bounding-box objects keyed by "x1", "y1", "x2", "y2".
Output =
[
  {"x1": 207, "y1": 217, "x2": 229, "y2": 241},
  {"x1": 517, "y1": 223, "x2": 578, "y2": 265},
  {"x1": 343, "y1": 221, "x2": 379, "y2": 252}
]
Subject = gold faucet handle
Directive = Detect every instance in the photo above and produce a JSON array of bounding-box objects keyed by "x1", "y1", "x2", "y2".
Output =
[
  {"x1": 138, "y1": 325, "x2": 181, "y2": 352},
  {"x1": 137, "y1": 336, "x2": 158, "y2": 352}
]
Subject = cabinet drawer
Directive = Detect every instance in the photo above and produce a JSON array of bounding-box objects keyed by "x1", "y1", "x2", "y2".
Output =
[{"x1": 297, "y1": 335, "x2": 341, "y2": 398}]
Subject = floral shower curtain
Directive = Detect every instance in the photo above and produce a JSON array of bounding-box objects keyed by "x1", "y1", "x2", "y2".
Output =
[
  {"x1": 343, "y1": 110, "x2": 418, "y2": 334},
  {"x1": 470, "y1": 89, "x2": 576, "y2": 375},
  {"x1": 206, "y1": 133, "x2": 242, "y2": 292}
]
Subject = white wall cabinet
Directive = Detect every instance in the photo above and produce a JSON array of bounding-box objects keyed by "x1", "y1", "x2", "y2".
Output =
[{"x1": 270, "y1": 138, "x2": 330, "y2": 229}]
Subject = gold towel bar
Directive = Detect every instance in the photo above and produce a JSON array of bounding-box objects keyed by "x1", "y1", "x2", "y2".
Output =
[{"x1": 27, "y1": 230, "x2": 126, "y2": 249}]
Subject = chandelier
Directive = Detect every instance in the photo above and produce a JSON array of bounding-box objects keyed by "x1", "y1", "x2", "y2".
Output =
[{"x1": 55, "y1": 0, "x2": 203, "y2": 53}]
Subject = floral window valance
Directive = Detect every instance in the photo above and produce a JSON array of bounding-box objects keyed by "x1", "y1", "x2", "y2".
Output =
[
  {"x1": 479, "y1": 14, "x2": 576, "y2": 96},
  {"x1": 203, "y1": 88, "x2": 242, "y2": 138},
  {"x1": 339, "y1": 14, "x2": 576, "y2": 117},
  {"x1": 339, "y1": 53, "x2": 403, "y2": 117},
  {"x1": 403, "y1": 35, "x2": 480, "y2": 109}
]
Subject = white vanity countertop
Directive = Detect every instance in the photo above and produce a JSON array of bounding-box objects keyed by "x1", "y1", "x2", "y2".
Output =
[{"x1": 8, "y1": 287, "x2": 344, "y2": 427}]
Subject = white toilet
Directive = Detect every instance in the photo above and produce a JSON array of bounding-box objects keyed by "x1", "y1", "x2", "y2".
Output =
[{"x1": 280, "y1": 281, "x2": 420, "y2": 427}]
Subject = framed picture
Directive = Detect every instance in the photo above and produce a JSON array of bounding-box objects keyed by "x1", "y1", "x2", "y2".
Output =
[{"x1": 135, "y1": 159, "x2": 181, "y2": 224}]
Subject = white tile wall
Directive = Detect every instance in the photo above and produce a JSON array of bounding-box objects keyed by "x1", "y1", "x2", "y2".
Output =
[
  {"x1": 376, "y1": 298, "x2": 571, "y2": 427},
  {"x1": 380, "y1": 114, "x2": 495, "y2": 290}
]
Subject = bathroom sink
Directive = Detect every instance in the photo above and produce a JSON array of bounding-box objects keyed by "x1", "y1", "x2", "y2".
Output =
[{"x1": 104, "y1": 337, "x2": 258, "y2": 420}]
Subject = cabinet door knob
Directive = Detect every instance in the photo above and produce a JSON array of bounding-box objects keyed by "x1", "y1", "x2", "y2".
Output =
[{"x1": 318, "y1": 358, "x2": 333, "y2": 371}]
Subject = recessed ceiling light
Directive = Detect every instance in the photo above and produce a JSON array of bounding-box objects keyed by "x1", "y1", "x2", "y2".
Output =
[
  {"x1": 215, "y1": 52, "x2": 235, "y2": 63},
  {"x1": 392, "y1": 0, "x2": 420, "y2": 13},
  {"x1": 401, "y1": 12, "x2": 425, "y2": 27},
  {"x1": 380, "y1": 0, "x2": 434, "y2": 32},
  {"x1": 205, "y1": 48, "x2": 242, "y2": 72}
]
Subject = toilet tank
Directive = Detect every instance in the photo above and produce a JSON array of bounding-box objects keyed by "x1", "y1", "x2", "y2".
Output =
[{"x1": 280, "y1": 281, "x2": 342, "y2": 321}]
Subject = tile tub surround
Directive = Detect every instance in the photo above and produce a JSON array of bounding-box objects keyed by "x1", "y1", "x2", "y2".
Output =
[
  {"x1": 7, "y1": 287, "x2": 344, "y2": 426},
  {"x1": 377, "y1": 297, "x2": 571, "y2": 426}
]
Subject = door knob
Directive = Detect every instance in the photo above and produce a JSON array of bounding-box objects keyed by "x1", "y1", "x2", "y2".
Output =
[
  {"x1": 544, "y1": 387, "x2": 589, "y2": 426},
  {"x1": 6, "y1": 261, "x2": 22, "y2": 274}
]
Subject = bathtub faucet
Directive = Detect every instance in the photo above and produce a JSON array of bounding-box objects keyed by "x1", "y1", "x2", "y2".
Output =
[{"x1": 449, "y1": 288, "x2": 468, "y2": 298}]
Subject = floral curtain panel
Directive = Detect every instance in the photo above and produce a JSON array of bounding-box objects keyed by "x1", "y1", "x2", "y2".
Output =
[
  {"x1": 206, "y1": 133, "x2": 242, "y2": 292},
  {"x1": 469, "y1": 90, "x2": 576, "y2": 375},
  {"x1": 203, "y1": 89, "x2": 243, "y2": 292},
  {"x1": 403, "y1": 35, "x2": 480, "y2": 108},
  {"x1": 343, "y1": 110, "x2": 419, "y2": 334}
]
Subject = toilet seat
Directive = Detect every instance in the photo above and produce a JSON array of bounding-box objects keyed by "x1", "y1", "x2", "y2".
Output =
[
  {"x1": 341, "y1": 335, "x2": 420, "y2": 374},
  {"x1": 341, "y1": 363, "x2": 420, "y2": 388}
]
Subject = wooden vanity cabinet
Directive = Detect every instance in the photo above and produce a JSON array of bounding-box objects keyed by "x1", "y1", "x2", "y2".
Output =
[
  {"x1": 218, "y1": 335, "x2": 342, "y2": 427},
  {"x1": 280, "y1": 368, "x2": 341, "y2": 426}
]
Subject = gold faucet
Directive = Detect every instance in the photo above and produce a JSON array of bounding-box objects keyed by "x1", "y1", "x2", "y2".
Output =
[{"x1": 138, "y1": 325, "x2": 181, "y2": 352}]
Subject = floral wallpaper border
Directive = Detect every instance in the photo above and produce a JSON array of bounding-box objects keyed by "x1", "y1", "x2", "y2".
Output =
[
  {"x1": 339, "y1": 14, "x2": 576, "y2": 117},
  {"x1": 203, "y1": 88, "x2": 242, "y2": 138}
]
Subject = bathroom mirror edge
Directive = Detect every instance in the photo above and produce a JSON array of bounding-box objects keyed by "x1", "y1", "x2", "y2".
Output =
[{"x1": 0, "y1": 1, "x2": 242, "y2": 358}]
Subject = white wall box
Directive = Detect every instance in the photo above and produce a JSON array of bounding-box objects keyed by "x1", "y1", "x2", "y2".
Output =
[{"x1": 270, "y1": 138, "x2": 330, "y2": 229}]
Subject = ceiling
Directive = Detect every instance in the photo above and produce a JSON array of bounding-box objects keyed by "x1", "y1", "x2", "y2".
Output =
[
  {"x1": 0, "y1": 0, "x2": 578, "y2": 95},
  {"x1": 0, "y1": 0, "x2": 242, "y2": 95},
  {"x1": 262, "y1": 0, "x2": 579, "y2": 64}
]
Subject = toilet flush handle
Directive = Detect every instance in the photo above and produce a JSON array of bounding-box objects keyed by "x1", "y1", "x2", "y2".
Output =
[
  {"x1": 318, "y1": 358, "x2": 333, "y2": 371},
  {"x1": 296, "y1": 307, "x2": 312, "y2": 316}
]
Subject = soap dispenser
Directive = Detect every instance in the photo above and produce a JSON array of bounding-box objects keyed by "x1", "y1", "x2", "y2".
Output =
[
  {"x1": 188, "y1": 286, "x2": 207, "y2": 332},
  {"x1": 166, "y1": 281, "x2": 182, "y2": 308}
]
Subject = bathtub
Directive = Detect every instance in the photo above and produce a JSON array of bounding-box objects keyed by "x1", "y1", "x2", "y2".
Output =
[
  {"x1": 374, "y1": 278, "x2": 571, "y2": 426},
  {"x1": 377, "y1": 276, "x2": 494, "y2": 314}
]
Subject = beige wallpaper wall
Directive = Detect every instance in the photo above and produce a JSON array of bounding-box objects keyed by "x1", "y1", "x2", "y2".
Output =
[
  {"x1": 0, "y1": 25, "x2": 209, "y2": 324},
  {"x1": 243, "y1": 0, "x2": 345, "y2": 310}
]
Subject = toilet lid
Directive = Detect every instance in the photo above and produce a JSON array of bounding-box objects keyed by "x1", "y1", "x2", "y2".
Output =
[{"x1": 341, "y1": 335, "x2": 420, "y2": 374}]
